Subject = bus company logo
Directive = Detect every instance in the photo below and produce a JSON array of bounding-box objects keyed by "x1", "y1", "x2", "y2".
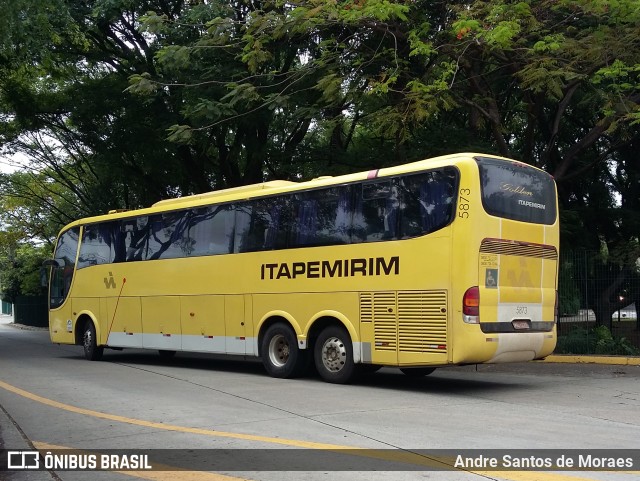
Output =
[
  {"x1": 103, "y1": 272, "x2": 116, "y2": 289},
  {"x1": 500, "y1": 183, "x2": 533, "y2": 196},
  {"x1": 261, "y1": 256, "x2": 400, "y2": 280},
  {"x1": 518, "y1": 200, "x2": 546, "y2": 210},
  {"x1": 7, "y1": 451, "x2": 40, "y2": 470}
]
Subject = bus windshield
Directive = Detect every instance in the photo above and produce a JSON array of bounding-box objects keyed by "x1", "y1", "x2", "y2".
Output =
[{"x1": 476, "y1": 156, "x2": 556, "y2": 225}]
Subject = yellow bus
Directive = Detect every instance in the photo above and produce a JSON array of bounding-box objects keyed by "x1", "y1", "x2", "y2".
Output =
[{"x1": 47, "y1": 153, "x2": 559, "y2": 383}]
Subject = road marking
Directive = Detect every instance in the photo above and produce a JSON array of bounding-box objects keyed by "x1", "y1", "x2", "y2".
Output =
[
  {"x1": 1, "y1": 379, "x2": 630, "y2": 481},
  {"x1": 0, "y1": 379, "x2": 356, "y2": 450},
  {"x1": 33, "y1": 442, "x2": 248, "y2": 481}
]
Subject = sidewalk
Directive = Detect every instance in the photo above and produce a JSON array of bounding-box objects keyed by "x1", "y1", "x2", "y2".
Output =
[
  {"x1": 0, "y1": 311, "x2": 15, "y2": 325},
  {"x1": 0, "y1": 312, "x2": 47, "y2": 331},
  {"x1": 0, "y1": 402, "x2": 56, "y2": 480},
  {"x1": 1, "y1": 312, "x2": 57, "y2": 479},
  {"x1": 544, "y1": 354, "x2": 640, "y2": 366}
]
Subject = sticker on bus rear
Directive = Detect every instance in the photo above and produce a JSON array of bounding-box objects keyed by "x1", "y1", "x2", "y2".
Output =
[
  {"x1": 480, "y1": 253, "x2": 498, "y2": 268},
  {"x1": 485, "y1": 269, "x2": 498, "y2": 288}
]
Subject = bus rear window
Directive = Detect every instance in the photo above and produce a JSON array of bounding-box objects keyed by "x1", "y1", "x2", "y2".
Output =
[{"x1": 476, "y1": 157, "x2": 556, "y2": 225}]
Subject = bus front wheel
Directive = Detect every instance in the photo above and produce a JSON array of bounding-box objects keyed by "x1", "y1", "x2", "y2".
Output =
[
  {"x1": 261, "y1": 323, "x2": 307, "y2": 378},
  {"x1": 82, "y1": 322, "x2": 104, "y2": 361},
  {"x1": 314, "y1": 326, "x2": 356, "y2": 384}
]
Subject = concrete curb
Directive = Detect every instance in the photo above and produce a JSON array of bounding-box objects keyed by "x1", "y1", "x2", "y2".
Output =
[
  {"x1": 544, "y1": 355, "x2": 640, "y2": 366},
  {"x1": 0, "y1": 406, "x2": 57, "y2": 480},
  {"x1": 3, "y1": 323, "x2": 48, "y2": 332}
]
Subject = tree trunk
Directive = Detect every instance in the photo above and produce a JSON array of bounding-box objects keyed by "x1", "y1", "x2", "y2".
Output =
[{"x1": 592, "y1": 300, "x2": 613, "y2": 331}]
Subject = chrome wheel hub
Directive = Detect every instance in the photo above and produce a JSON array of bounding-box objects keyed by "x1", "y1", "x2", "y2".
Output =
[
  {"x1": 321, "y1": 337, "x2": 346, "y2": 372},
  {"x1": 268, "y1": 334, "x2": 290, "y2": 367}
]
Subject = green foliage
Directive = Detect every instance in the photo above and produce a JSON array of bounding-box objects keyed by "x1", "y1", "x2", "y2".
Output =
[
  {"x1": 558, "y1": 260, "x2": 581, "y2": 316},
  {"x1": 556, "y1": 326, "x2": 640, "y2": 355},
  {"x1": 532, "y1": 35, "x2": 563, "y2": 53},
  {"x1": 599, "y1": 61, "x2": 639, "y2": 91},
  {"x1": 0, "y1": 171, "x2": 80, "y2": 243},
  {"x1": 0, "y1": 242, "x2": 51, "y2": 302},
  {"x1": 127, "y1": 72, "x2": 158, "y2": 95},
  {"x1": 166, "y1": 124, "x2": 193, "y2": 144},
  {"x1": 592, "y1": 326, "x2": 640, "y2": 355}
]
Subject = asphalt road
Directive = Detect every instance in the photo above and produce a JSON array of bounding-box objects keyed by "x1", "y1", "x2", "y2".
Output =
[{"x1": 1, "y1": 316, "x2": 639, "y2": 481}]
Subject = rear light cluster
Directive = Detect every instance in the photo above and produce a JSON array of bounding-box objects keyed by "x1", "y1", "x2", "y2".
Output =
[{"x1": 463, "y1": 286, "x2": 480, "y2": 324}]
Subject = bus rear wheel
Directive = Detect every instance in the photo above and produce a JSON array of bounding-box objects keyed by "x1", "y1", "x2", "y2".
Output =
[
  {"x1": 82, "y1": 322, "x2": 104, "y2": 361},
  {"x1": 400, "y1": 367, "x2": 436, "y2": 377},
  {"x1": 314, "y1": 326, "x2": 356, "y2": 384},
  {"x1": 261, "y1": 323, "x2": 307, "y2": 379}
]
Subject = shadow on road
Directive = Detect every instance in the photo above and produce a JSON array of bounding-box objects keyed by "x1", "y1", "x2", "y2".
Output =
[{"x1": 54, "y1": 348, "x2": 538, "y2": 396}]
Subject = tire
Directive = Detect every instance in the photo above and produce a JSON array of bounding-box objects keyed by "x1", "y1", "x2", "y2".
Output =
[
  {"x1": 159, "y1": 350, "x2": 177, "y2": 359},
  {"x1": 400, "y1": 367, "x2": 436, "y2": 377},
  {"x1": 314, "y1": 325, "x2": 356, "y2": 384},
  {"x1": 82, "y1": 321, "x2": 104, "y2": 361},
  {"x1": 261, "y1": 323, "x2": 308, "y2": 378}
]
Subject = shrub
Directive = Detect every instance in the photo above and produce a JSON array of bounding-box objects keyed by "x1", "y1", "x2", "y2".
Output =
[{"x1": 556, "y1": 325, "x2": 640, "y2": 355}]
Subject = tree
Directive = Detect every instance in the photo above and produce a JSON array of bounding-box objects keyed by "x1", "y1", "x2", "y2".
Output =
[
  {"x1": 1, "y1": 0, "x2": 216, "y2": 216},
  {"x1": 0, "y1": 236, "x2": 50, "y2": 302},
  {"x1": 129, "y1": 0, "x2": 464, "y2": 181},
  {"x1": 444, "y1": 0, "x2": 640, "y2": 325}
]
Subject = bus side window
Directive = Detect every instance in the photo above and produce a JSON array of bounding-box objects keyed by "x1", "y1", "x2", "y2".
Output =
[
  {"x1": 355, "y1": 181, "x2": 399, "y2": 242},
  {"x1": 146, "y1": 211, "x2": 191, "y2": 260},
  {"x1": 397, "y1": 170, "x2": 456, "y2": 237},
  {"x1": 112, "y1": 223, "x2": 126, "y2": 263},
  {"x1": 423, "y1": 170, "x2": 456, "y2": 232},
  {"x1": 234, "y1": 204, "x2": 252, "y2": 253},
  {"x1": 294, "y1": 197, "x2": 318, "y2": 247},
  {"x1": 263, "y1": 198, "x2": 291, "y2": 250},
  {"x1": 235, "y1": 199, "x2": 290, "y2": 253},
  {"x1": 78, "y1": 222, "x2": 115, "y2": 269},
  {"x1": 188, "y1": 205, "x2": 235, "y2": 256},
  {"x1": 292, "y1": 186, "x2": 351, "y2": 247},
  {"x1": 122, "y1": 216, "x2": 150, "y2": 261}
]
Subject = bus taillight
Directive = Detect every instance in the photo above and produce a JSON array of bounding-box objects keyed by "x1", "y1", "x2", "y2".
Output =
[
  {"x1": 463, "y1": 286, "x2": 480, "y2": 324},
  {"x1": 554, "y1": 290, "x2": 559, "y2": 324}
]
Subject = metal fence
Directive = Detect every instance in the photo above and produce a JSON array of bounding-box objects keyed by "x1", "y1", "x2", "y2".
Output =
[
  {"x1": 1, "y1": 299, "x2": 11, "y2": 315},
  {"x1": 13, "y1": 295, "x2": 48, "y2": 327},
  {"x1": 557, "y1": 250, "x2": 640, "y2": 355}
]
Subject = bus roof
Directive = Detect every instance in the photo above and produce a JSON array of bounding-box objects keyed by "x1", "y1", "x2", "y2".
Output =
[
  {"x1": 152, "y1": 180, "x2": 296, "y2": 208},
  {"x1": 61, "y1": 152, "x2": 524, "y2": 229}
]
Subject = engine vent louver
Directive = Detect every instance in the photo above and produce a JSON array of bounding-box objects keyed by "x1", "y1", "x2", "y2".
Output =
[
  {"x1": 480, "y1": 238, "x2": 557, "y2": 259},
  {"x1": 397, "y1": 291, "x2": 447, "y2": 353},
  {"x1": 360, "y1": 291, "x2": 448, "y2": 354}
]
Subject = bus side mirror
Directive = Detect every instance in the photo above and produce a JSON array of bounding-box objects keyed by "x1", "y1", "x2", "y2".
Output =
[{"x1": 40, "y1": 259, "x2": 62, "y2": 287}]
